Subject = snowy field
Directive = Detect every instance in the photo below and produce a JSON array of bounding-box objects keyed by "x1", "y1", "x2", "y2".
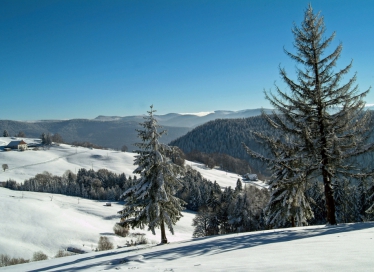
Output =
[
  {"x1": 0, "y1": 187, "x2": 195, "y2": 260},
  {"x1": 0, "y1": 137, "x2": 261, "y2": 261},
  {"x1": 0, "y1": 138, "x2": 374, "y2": 271},
  {"x1": 0, "y1": 137, "x2": 137, "y2": 183},
  {"x1": 0, "y1": 137, "x2": 266, "y2": 189},
  {"x1": 2, "y1": 137, "x2": 371, "y2": 271},
  {"x1": 188, "y1": 161, "x2": 268, "y2": 189},
  {"x1": 1, "y1": 219, "x2": 373, "y2": 271}
]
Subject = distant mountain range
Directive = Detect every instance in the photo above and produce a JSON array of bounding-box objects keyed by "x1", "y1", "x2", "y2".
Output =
[
  {"x1": 0, "y1": 109, "x2": 273, "y2": 150},
  {"x1": 94, "y1": 108, "x2": 274, "y2": 128}
]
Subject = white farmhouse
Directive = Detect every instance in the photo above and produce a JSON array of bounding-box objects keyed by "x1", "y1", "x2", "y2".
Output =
[{"x1": 6, "y1": 140, "x2": 28, "y2": 151}]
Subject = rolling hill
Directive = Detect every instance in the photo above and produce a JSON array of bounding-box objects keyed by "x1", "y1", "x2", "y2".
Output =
[
  {"x1": 0, "y1": 108, "x2": 273, "y2": 151},
  {"x1": 0, "y1": 137, "x2": 373, "y2": 271}
]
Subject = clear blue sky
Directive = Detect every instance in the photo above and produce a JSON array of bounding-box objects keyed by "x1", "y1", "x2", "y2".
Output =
[{"x1": 1, "y1": 0, "x2": 374, "y2": 120}]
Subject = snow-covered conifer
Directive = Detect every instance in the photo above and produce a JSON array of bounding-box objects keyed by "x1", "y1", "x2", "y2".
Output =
[
  {"x1": 243, "y1": 5, "x2": 374, "y2": 225},
  {"x1": 118, "y1": 106, "x2": 185, "y2": 244},
  {"x1": 192, "y1": 206, "x2": 214, "y2": 237},
  {"x1": 235, "y1": 178, "x2": 243, "y2": 193},
  {"x1": 306, "y1": 181, "x2": 326, "y2": 225}
]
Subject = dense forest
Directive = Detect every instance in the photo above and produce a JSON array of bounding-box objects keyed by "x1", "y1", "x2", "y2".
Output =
[
  {"x1": 170, "y1": 112, "x2": 374, "y2": 178},
  {"x1": 170, "y1": 115, "x2": 282, "y2": 177}
]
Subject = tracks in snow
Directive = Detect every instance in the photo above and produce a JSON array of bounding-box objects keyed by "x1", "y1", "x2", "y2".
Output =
[{"x1": 4, "y1": 150, "x2": 89, "y2": 171}]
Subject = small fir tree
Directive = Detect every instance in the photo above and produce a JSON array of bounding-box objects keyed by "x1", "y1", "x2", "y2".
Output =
[
  {"x1": 192, "y1": 206, "x2": 214, "y2": 237},
  {"x1": 235, "y1": 178, "x2": 243, "y2": 193},
  {"x1": 41, "y1": 133, "x2": 52, "y2": 145},
  {"x1": 118, "y1": 106, "x2": 185, "y2": 244}
]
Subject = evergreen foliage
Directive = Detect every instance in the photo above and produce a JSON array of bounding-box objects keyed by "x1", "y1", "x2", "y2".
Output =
[
  {"x1": 5, "y1": 169, "x2": 129, "y2": 201},
  {"x1": 16, "y1": 131, "x2": 26, "y2": 137},
  {"x1": 192, "y1": 184, "x2": 270, "y2": 237},
  {"x1": 170, "y1": 116, "x2": 272, "y2": 177},
  {"x1": 185, "y1": 150, "x2": 253, "y2": 175},
  {"x1": 118, "y1": 106, "x2": 185, "y2": 244},
  {"x1": 243, "y1": 5, "x2": 374, "y2": 225},
  {"x1": 41, "y1": 132, "x2": 52, "y2": 145}
]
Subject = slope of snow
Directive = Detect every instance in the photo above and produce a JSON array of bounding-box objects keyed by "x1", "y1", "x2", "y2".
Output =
[
  {"x1": 187, "y1": 161, "x2": 268, "y2": 189},
  {"x1": 0, "y1": 137, "x2": 266, "y2": 189},
  {"x1": 1, "y1": 221, "x2": 373, "y2": 271},
  {"x1": 0, "y1": 137, "x2": 138, "y2": 183},
  {"x1": 0, "y1": 187, "x2": 195, "y2": 260},
  {"x1": 1, "y1": 137, "x2": 373, "y2": 271}
]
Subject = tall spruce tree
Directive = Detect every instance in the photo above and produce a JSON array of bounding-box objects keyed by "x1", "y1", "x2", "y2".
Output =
[
  {"x1": 244, "y1": 5, "x2": 374, "y2": 225},
  {"x1": 118, "y1": 106, "x2": 185, "y2": 244}
]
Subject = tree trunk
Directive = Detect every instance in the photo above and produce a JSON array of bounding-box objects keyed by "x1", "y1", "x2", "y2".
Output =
[
  {"x1": 160, "y1": 219, "x2": 168, "y2": 244},
  {"x1": 310, "y1": 24, "x2": 336, "y2": 225},
  {"x1": 291, "y1": 216, "x2": 295, "y2": 227},
  {"x1": 319, "y1": 116, "x2": 337, "y2": 225},
  {"x1": 323, "y1": 174, "x2": 337, "y2": 224}
]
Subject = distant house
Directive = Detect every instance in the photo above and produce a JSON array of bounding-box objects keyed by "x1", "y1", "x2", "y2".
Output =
[
  {"x1": 6, "y1": 140, "x2": 28, "y2": 151},
  {"x1": 243, "y1": 173, "x2": 258, "y2": 181}
]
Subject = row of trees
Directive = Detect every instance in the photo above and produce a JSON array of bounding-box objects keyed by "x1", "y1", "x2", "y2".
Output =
[
  {"x1": 5, "y1": 169, "x2": 136, "y2": 201},
  {"x1": 2, "y1": 130, "x2": 26, "y2": 137},
  {"x1": 40, "y1": 132, "x2": 64, "y2": 145},
  {"x1": 192, "y1": 182, "x2": 269, "y2": 237},
  {"x1": 185, "y1": 150, "x2": 254, "y2": 175}
]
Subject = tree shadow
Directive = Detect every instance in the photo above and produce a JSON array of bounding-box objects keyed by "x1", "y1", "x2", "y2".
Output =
[{"x1": 28, "y1": 222, "x2": 374, "y2": 272}]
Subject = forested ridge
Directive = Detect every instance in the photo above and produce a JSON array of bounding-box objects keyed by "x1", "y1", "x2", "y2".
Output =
[
  {"x1": 170, "y1": 112, "x2": 374, "y2": 177},
  {"x1": 170, "y1": 115, "x2": 280, "y2": 176}
]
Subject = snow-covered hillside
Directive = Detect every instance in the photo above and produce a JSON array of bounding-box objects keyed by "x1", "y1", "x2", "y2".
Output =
[
  {"x1": 1, "y1": 137, "x2": 374, "y2": 271},
  {"x1": 1, "y1": 217, "x2": 373, "y2": 271},
  {"x1": 0, "y1": 137, "x2": 137, "y2": 183},
  {"x1": 0, "y1": 137, "x2": 266, "y2": 189},
  {"x1": 0, "y1": 137, "x2": 261, "y2": 259},
  {"x1": 0, "y1": 187, "x2": 195, "y2": 260}
]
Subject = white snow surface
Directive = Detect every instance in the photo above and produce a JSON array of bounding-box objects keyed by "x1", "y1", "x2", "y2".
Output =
[
  {"x1": 0, "y1": 187, "x2": 195, "y2": 260},
  {"x1": 0, "y1": 137, "x2": 266, "y2": 189},
  {"x1": 1, "y1": 211, "x2": 373, "y2": 271},
  {"x1": 0, "y1": 137, "x2": 137, "y2": 183},
  {"x1": 1, "y1": 137, "x2": 373, "y2": 271},
  {"x1": 188, "y1": 161, "x2": 268, "y2": 189}
]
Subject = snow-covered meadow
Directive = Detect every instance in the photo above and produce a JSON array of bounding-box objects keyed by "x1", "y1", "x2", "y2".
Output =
[
  {"x1": 0, "y1": 187, "x2": 196, "y2": 259},
  {"x1": 1, "y1": 137, "x2": 373, "y2": 271},
  {"x1": 0, "y1": 137, "x2": 257, "y2": 188},
  {"x1": 1, "y1": 215, "x2": 373, "y2": 271},
  {"x1": 0, "y1": 137, "x2": 255, "y2": 259}
]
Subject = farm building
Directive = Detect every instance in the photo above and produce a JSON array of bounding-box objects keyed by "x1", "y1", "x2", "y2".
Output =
[
  {"x1": 6, "y1": 140, "x2": 28, "y2": 151},
  {"x1": 243, "y1": 173, "x2": 258, "y2": 181}
]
